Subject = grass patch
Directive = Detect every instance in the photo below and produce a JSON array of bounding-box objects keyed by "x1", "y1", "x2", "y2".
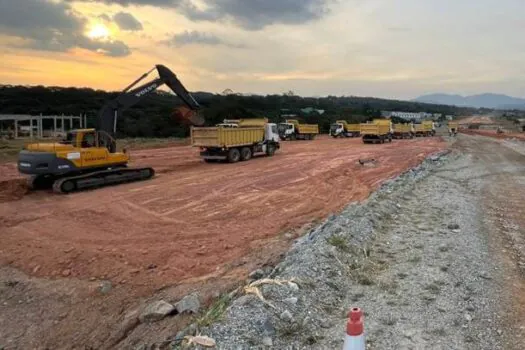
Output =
[
  {"x1": 327, "y1": 235, "x2": 349, "y2": 252},
  {"x1": 196, "y1": 294, "x2": 231, "y2": 328},
  {"x1": 277, "y1": 321, "x2": 304, "y2": 337}
]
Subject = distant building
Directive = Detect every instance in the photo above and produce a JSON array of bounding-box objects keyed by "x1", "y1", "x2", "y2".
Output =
[{"x1": 381, "y1": 111, "x2": 433, "y2": 121}]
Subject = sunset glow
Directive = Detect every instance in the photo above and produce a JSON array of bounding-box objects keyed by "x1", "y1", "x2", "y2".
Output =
[{"x1": 86, "y1": 23, "x2": 111, "y2": 40}]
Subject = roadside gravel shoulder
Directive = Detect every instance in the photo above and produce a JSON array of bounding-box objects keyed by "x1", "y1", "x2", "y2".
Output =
[{"x1": 196, "y1": 138, "x2": 514, "y2": 349}]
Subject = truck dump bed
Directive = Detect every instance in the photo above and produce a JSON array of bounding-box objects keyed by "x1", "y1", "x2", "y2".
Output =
[
  {"x1": 415, "y1": 121, "x2": 433, "y2": 132},
  {"x1": 336, "y1": 120, "x2": 360, "y2": 132},
  {"x1": 287, "y1": 120, "x2": 319, "y2": 134},
  {"x1": 393, "y1": 124, "x2": 412, "y2": 133},
  {"x1": 360, "y1": 120, "x2": 391, "y2": 136},
  {"x1": 191, "y1": 127, "x2": 264, "y2": 148}
]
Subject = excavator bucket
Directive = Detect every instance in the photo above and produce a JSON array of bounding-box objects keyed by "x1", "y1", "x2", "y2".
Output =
[{"x1": 172, "y1": 106, "x2": 205, "y2": 126}]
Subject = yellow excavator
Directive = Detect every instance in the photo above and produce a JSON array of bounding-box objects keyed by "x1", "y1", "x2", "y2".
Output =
[{"x1": 17, "y1": 65, "x2": 204, "y2": 193}]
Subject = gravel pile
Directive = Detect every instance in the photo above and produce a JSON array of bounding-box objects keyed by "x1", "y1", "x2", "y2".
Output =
[{"x1": 195, "y1": 148, "x2": 505, "y2": 349}]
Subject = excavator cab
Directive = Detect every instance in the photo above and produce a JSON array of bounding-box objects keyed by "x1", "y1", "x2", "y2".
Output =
[{"x1": 59, "y1": 129, "x2": 116, "y2": 152}]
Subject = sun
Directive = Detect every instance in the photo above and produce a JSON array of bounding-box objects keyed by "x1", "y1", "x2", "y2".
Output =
[{"x1": 87, "y1": 23, "x2": 111, "y2": 40}]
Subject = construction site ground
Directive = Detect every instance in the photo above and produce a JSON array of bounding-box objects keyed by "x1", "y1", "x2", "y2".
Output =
[
  {"x1": 0, "y1": 135, "x2": 445, "y2": 349},
  {"x1": 202, "y1": 134, "x2": 525, "y2": 349}
]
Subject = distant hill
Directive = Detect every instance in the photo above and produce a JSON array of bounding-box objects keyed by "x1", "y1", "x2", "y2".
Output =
[{"x1": 414, "y1": 93, "x2": 525, "y2": 110}]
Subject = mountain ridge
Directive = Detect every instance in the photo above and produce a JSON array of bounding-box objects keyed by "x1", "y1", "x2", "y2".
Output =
[{"x1": 414, "y1": 93, "x2": 525, "y2": 110}]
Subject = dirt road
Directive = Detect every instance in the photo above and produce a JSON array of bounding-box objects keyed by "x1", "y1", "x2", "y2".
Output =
[
  {"x1": 203, "y1": 134, "x2": 525, "y2": 350},
  {"x1": 0, "y1": 136, "x2": 445, "y2": 349},
  {"x1": 461, "y1": 128, "x2": 525, "y2": 141}
]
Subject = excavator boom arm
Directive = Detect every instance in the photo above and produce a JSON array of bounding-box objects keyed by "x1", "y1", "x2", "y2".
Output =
[{"x1": 97, "y1": 65, "x2": 202, "y2": 136}]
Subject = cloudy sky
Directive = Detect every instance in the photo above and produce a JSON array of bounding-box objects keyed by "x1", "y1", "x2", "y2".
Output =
[{"x1": 0, "y1": 0, "x2": 524, "y2": 99}]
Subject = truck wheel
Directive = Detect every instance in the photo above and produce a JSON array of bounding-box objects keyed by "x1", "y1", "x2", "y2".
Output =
[
  {"x1": 311, "y1": 135, "x2": 316, "y2": 140},
  {"x1": 240, "y1": 147, "x2": 252, "y2": 161},
  {"x1": 266, "y1": 144, "x2": 276, "y2": 156},
  {"x1": 227, "y1": 148, "x2": 241, "y2": 163}
]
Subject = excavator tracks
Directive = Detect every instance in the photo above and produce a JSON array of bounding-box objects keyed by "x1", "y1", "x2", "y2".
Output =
[{"x1": 52, "y1": 167, "x2": 155, "y2": 194}]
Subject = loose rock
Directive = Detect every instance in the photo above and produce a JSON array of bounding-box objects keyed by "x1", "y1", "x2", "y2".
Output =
[
  {"x1": 98, "y1": 280, "x2": 112, "y2": 295},
  {"x1": 280, "y1": 310, "x2": 293, "y2": 322},
  {"x1": 175, "y1": 293, "x2": 200, "y2": 314},
  {"x1": 284, "y1": 297, "x2": 298, "y2": 305},
  {"x1": 288, "y1": 282, "x2": 299, "y2": 291},
  {"x1": 262, "y1": 336, "x2": 273, "y2": 346},
  {"x1": 139, "y1": 300, "x2": 175, "y2": 323}
]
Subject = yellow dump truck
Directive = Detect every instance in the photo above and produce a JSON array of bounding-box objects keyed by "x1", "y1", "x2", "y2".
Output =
[
  {"x1": 448, "y1": 121, "x2": 459, "y2": 136},
  {"x1": 330, "y1": 120, "x2": 361, "y2": 138},
  {"x1": 360, "y1": 119, "x2": 393, "y2": 144},
  {"x1": 278, "y1": 119, "x2": 319, "y2": 140},
  {"x1": 191, "y1": 118, "x2": 280, "y2": 162},
  {"x1": 392, "y1": 123, "x2": 414, "y2": 139},
  {"x1": 414, "y1": 121, "x2": 435, "y2": 137}
]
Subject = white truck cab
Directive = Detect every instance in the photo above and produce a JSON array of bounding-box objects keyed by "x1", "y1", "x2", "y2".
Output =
[
  {"x1": 278, "y1": 123, "x2": 295, "y2": 138},
  {"x1": 265, "y1": 123, "x2": 280, "y2": 143},
  {"x1": 330, "y1": 122, "x2": 344, "y2": 137}
]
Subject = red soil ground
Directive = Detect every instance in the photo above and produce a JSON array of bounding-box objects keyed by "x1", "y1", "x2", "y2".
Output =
[{"x1": 0, "y1": 135, "x2": 446, "y2": 348}]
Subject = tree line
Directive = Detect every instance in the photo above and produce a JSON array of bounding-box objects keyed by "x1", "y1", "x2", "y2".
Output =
[{"x1": 0, "y1": 85, "x2": 478, "y2": 137}]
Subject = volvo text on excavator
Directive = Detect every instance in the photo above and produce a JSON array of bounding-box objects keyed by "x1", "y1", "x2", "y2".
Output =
[{"x1": 17, "y1": 65, "x2": 204, "y2": 194}]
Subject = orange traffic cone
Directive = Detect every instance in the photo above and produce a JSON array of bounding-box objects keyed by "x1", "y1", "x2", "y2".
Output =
[{"x1": 343, "y1": 307, "x2": 365, "y2": 350}]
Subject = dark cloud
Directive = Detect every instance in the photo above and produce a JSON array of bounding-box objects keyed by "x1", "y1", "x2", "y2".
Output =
[
  {"x1": 71, "y1": 0, "x2": 331, "y2": 30},
  {"x1": 0, "y1": 0, "x2": 131, "y2": 57},
  {"x1": 113, "y1": 11, "x2": 143, "y2": 31},
  {"x1": 65, "y1": 0, "x2": 183, "y2": 7},
  {"x1": 163, "y1": 30, "x2": 223, "y2": 46},
  {"x1": 184, "y1": 0, "x2": 330, "y2": 30},
  {"x1": 162, "y1": 30, "x2": 246, "y2": 48}
]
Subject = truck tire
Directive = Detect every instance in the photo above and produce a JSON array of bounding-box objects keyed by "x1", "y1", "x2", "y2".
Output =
[
  {"x1": 227, "y1": 148, "x2": 241, "y2": 163},
  {"x1": 240, "y1": 147, "x2": 252, "y2": 161},
  {"x1": 266, "y1": 144, "x2": 276, "y2": 156}
]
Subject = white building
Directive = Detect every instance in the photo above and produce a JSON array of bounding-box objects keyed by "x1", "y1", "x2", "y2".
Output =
[{"x1": 383, "y1": 111, "x2": 432, "y2": 121}]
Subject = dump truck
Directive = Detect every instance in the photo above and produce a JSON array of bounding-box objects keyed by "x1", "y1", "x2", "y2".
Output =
[
  {"x1": 360, "y1": 119, "x2": 393, "y2": 144},
  {"x1": 392, "y1": 123, "x2": 414, "y2": 139},
  {"x1": 330, "y1": 120, "x2": 361, "y2": 138},
  {"x1": 414, "y1": 121, "x2": 435, "y2": 137},
  {"x1": 191, "y1": 118, "x2": 280, "y2": 163},
  {"x1": 278, "y1": 119, "x2": 319, "y2": 140},
  {"x1": 448, "y1": 121, "x2": 459, "y2": 136}
]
